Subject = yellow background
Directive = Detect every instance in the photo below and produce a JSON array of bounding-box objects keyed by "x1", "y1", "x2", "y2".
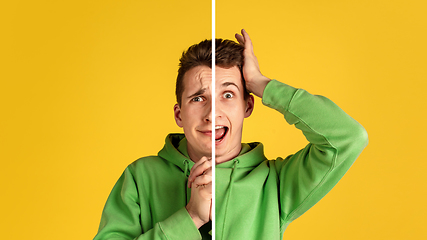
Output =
[
  {"x1": 217, "y1": 1, "x2": 427, "y2": 239},
  {"x1": 1, "y1": 1, "x2": 426, "y2": 239},
  {"x1": 1, "y1": 1, "x2": 210, "y2": 239}
]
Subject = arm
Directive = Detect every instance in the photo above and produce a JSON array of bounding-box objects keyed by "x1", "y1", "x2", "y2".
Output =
[
  {"x1": 262, "y1": 80, "x2": 368, "y2": 224},
  {"x1": 93, "y1": 167, "x2": 201, "y2": 240},
  {"x1": 236, "y1": 29, "x2": 368, "y2": 225}
]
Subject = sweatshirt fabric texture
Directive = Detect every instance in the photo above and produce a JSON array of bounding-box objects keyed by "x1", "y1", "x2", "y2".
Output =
[{"x1": 94, "y1": 80, "x2": 368, "y2": 240}]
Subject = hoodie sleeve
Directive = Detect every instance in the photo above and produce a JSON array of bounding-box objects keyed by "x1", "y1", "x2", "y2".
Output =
[
  {"x1": 261, "y1": 80, "x2": 368, "y2": 226},
  {"x1": 93, "y1": 167, "x2": 201, "y2": 240}
]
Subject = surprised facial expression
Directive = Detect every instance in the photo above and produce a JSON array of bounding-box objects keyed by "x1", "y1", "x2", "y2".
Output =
[{"x1": 174, "y1": 65, "x2": 254, "y2": 163}]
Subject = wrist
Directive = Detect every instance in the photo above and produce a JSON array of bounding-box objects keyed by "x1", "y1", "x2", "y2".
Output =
[
  {"x1": 247, "y1": 76, "x2": 271, "y2": 98},
  {"x1": 185, "y1": 205, "x2": 207, "y2": 229}
]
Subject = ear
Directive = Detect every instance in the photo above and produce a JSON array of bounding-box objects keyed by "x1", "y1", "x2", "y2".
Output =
[
  {"x1": 244, "y1": 95, "x2": 255, "y2": 118},
  {"x1": 174, "y1": 104, "x2": 183, "y2": 128}
]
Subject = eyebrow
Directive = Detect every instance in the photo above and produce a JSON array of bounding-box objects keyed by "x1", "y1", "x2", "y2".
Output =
[
  {"x1": 221, "y1": 82, "x2": 240, "y2": 90},
  {"x1": 187, "y1": 88, "x2": 207, "y2": 99}
]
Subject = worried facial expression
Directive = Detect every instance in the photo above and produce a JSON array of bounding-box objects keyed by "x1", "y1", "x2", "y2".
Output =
[{"x1": 174, "y1": 65, "x2": 254, "y2": 163}]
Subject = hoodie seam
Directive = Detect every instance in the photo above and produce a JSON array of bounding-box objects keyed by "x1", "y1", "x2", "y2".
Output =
[
  {"x1": 280, "y1": 97, "x2": 338, "y2": 230},
  {"x1": 157, "y1": 222, "x2": 170, "y2": 240}
]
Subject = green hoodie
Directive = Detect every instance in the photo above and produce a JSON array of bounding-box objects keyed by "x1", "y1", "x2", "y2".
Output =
[
  {"x1": 94, "y1": 80, "x2": 368, "y2": 240},
  {"x1": 215, "y1": 80, "x2": 368, "y2": 239},
  {"x1": 94, "y1": 134, "x2": 212, "y2": 240}
]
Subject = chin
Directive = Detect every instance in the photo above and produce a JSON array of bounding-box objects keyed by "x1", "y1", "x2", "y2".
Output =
[{"x1": 200, "y1": 145, "x2": 212, "y2": 156}]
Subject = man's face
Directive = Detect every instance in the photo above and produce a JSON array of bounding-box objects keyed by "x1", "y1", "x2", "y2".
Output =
[{"x1": 174, "y1": 65, "x2": 254, "y2": 163}]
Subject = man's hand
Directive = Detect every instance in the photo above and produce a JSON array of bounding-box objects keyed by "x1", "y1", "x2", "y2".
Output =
[
  {"x1": 235, "y1": 29, "x2": 271, "y2": 98},
  {"x1": 186, "y1": 156, "x2": 212, "y2": 229}
]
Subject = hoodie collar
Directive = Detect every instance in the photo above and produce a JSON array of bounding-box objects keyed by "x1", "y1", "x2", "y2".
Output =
[
  {"x1": 158, "y1": 134, "x2": 195, "y2": 174},
  {"x1": 216, "y1": 142, "x2": 267, "y2": 169},
  {"x1": 158, "y1": 133, "x2": 267, "y2": 170}
]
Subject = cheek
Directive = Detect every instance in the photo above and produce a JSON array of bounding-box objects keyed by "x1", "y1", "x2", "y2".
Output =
[
  {"x1": 181, "y1": 106, "x2": 202, "y2": 127},
  {"x1": 223, "y1": 105, "x2": 246, "y2": 125},
  {"x1": 221, "y1": 100, "x2": 246, "y2": 114},
  {"x1": 180, "y1": 109, "x2": 193, "y2": 126}
]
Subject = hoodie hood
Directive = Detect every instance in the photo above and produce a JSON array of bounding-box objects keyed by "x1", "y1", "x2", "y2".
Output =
[{"x1": 158, "y1": 133, "x2": 195, "y2": 176}]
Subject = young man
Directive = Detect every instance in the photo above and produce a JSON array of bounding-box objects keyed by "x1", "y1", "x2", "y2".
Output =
[{"x1": 94, "y1": 30, "x2": 368, "y2": 240}]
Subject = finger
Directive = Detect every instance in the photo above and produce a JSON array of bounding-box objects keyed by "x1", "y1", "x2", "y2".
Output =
[
  {"x1": 203, "y1": 167, "x2": 212, "y2": 176},
  {"x1": 188, "y1": 167, "x2": 212, "y2": 189},
  {"x1": 235, "y1": 33, "x2": 245, "y2": 46},
  {"x1": 209, "y1": 199, "x2": 212, "y2": 221},
  {"x1": 189, "y1": 156, "x2": 210, "y2": 178},
  {"x1": 192, "y1": 174, "x2": 212, "y2": 188},
  {"x1": 190, "y1": 156, "x2": 211, "y2": 173},
  {"x1": 188, "y1": 157, "x2": 212, "y2": 188},
  {"x1": 189, "y1": 158, "x2": 211, "y2": 180},
  {"x1": 241, "y1": 29, "x2": 254, "y2": 52},
  {"x1": 192, "y1": 166, "x2": 212, "y2": 188},
  {"x1": 203, "y1": 181, "x2": 213, "y2": 196},
  {"x1": 198, "y1": 181, "x2": 212, "y2": 195},
  {"x1": 188, "y1": 164, "x2": 212, "y2": 188}
]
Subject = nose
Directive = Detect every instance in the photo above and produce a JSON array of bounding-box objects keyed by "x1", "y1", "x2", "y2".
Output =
[
  {"x1": 214, "y1": 99, "x2": 224, "y2": 121},
  {"x1": 204, "y1": 97, "x2": 224, "y2": 123},
  {"x1": 204, "y1": 101, "x2": 212, "y2": 122}
]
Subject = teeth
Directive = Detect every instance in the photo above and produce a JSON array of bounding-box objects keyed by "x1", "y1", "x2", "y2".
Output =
[{"x1": 215, "y1": 126, "x2": 224, "y2": 129}]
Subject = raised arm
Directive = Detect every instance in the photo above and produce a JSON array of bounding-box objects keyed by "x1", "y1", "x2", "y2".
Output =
[
  {"x1": 263, "y1": 80, "x2": 368, "y2": 225},
  {"x1": 236, "y1": 29, "x2": 368, "y2": 226}
]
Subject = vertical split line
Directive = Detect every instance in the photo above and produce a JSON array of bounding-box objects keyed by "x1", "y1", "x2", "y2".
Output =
[{"x1": 211, "y1": 0, "x2": 216, "y2": 238}]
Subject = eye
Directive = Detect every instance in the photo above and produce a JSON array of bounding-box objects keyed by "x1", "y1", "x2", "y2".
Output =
[
  {"x1": 191, "y1": 96, "x2": 204, "y2": 102},
  {"x1": 223, "y1": 92, "x2": 234, "y2": 99}
]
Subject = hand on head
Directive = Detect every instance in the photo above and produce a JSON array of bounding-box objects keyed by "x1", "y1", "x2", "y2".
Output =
[{"x1": 235, "y1": 29, "x2": 271, "y2": 98}]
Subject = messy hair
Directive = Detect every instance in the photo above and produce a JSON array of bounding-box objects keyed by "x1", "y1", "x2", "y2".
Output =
[{"x1": 175, "y1": 39, "x2": 249, "y2": 106}]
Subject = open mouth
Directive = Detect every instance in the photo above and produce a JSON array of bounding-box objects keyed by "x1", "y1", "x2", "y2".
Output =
[{"x1": 215, "y1": 126, "x2": 228, "y2": 142}]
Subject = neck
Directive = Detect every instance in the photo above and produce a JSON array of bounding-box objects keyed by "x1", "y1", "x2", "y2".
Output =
[
  {"x1": 187, "y1": 145, "x2": 210, "y2": 163},
  {"x1": 186, "y1": 142, "x2": 243, "y2": 164},
  {"x1": 214, "y1": 144, "x2": 242, "y2": 164}
]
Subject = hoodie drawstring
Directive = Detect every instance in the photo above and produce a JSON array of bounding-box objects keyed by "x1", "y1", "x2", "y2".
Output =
[
  {"x1": 227, "y1": 158, "x2": 239, "y2": 201},
  {"x1": 183, "y1": 160, "x2": 190, "y2": 203},
  {"x1": 220, "y1": 159, "x2": 240, "y2": 239},
  {"x1": 184, "y1": 159, "x2": 189, "y2": 176},
  {"x1": 230, "y1": 159, "x2": 239, "y2": 180}
]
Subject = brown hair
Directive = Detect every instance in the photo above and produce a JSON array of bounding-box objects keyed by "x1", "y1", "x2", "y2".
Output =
[{"x1": 175, "y1": 39, "x2": 249, "y2": 106}]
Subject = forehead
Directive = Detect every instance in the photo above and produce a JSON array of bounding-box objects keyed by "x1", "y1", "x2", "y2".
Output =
[
  {"x1": 182, "y1": 65, "x2": 212, "y2": 93},
  {"x1": 215, "y1": 65, "x2": 242, "y2": 88},
  {"x1": 182, "y1": 65, "x2": 243, "y2": 94}
]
